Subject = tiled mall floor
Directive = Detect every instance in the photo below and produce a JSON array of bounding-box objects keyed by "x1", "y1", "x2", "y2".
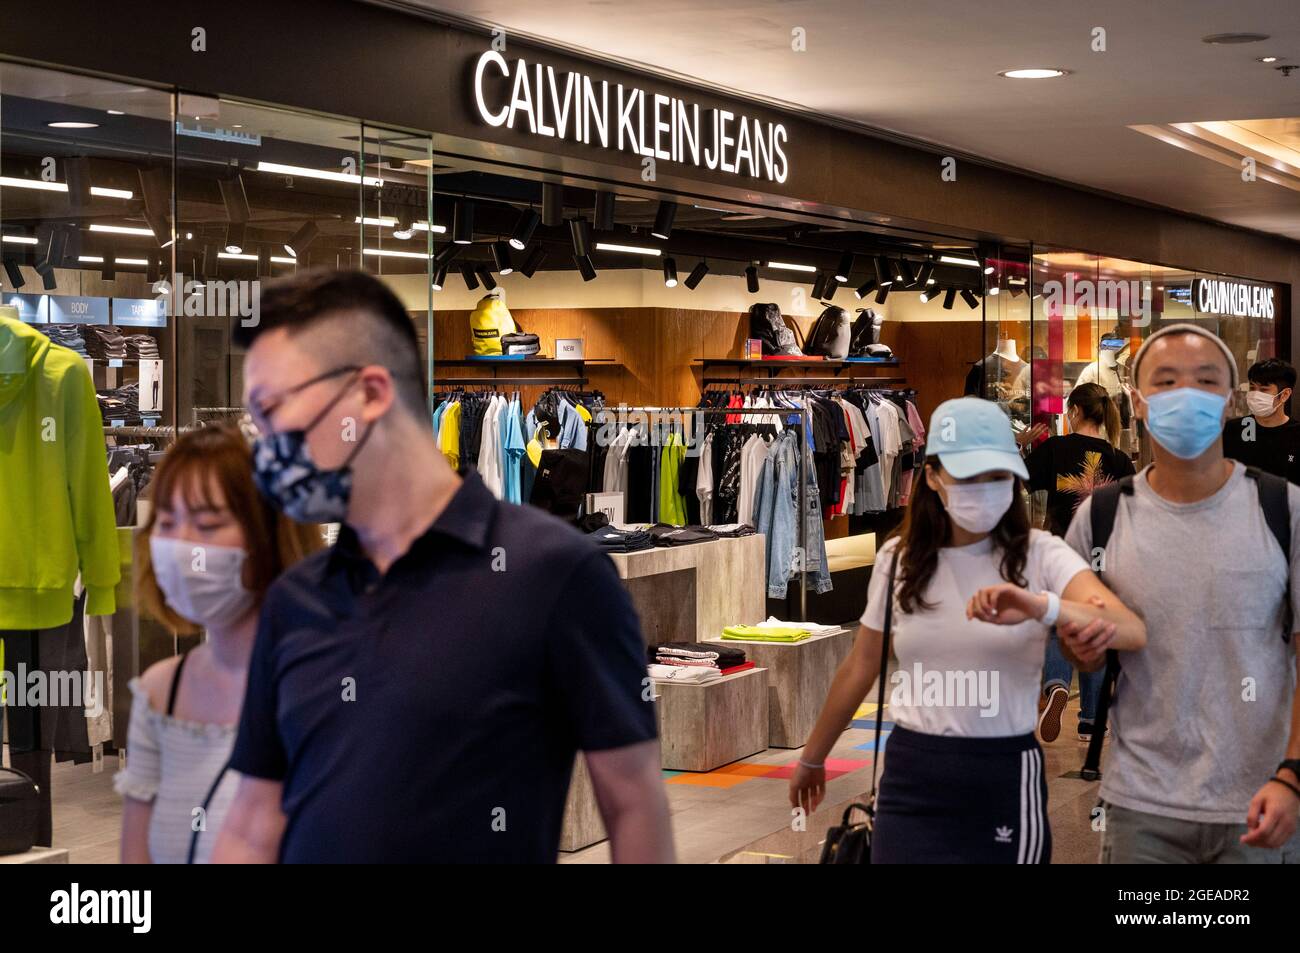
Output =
[{"x1": 18, "y1": 693, "x2": 1104, "y2": 864}]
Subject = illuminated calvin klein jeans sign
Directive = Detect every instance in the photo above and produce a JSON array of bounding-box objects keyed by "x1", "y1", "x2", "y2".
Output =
[
  {"x1": 1192, "y1": 277, "x2": 1275, "y2": 319},
  {"x1": 472, "y1": 51, "x2": 790, "y2": 183}
]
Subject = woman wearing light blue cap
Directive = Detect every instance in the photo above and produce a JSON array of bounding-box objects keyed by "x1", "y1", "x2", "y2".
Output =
[{"x1": 791, "y1": 397, "x2": 1145, "y2": 863}]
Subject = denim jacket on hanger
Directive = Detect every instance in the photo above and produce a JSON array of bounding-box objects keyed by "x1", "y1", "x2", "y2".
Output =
[{"x1": 755, "y1": 430, "x2": 832, "y2": 599}]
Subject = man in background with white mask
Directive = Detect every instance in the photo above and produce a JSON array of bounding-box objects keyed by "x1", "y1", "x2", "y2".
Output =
[
  {"x1": 1063, "y1": 324, "x2": 1300, "y2": 863},
  {"x1": 1223, "y1": 358, "x2": 1300, "y2": 485}
]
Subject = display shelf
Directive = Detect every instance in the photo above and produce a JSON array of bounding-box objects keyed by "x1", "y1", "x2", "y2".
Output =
[
  {"x1": 433, "y1": 357, "x2": 617, "y2": 367},
  {"x1": 696, "y1": 357, "x2": 901, "y2": 379},
  {"x1": 655, "y1": 667, "x2": 770, "y2": 771},
  {"x1": 430, "y1": 376, "x2": 589, "y2": 387}
]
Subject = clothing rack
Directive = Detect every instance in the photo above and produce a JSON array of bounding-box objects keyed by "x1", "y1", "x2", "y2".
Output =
[
  {"x1": 596, "y1": 402, "x2": 813, "y2": 620},
  {"x1": 704, "y1": 376, "x2": 908, "y2": 386},
  {"x1": 432, "y1": 377, "x2": 589, "y2": 387}
]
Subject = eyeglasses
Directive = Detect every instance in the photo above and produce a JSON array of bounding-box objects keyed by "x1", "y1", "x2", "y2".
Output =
[{"x1": 248, "y1": 364, "x2": 361, "y2": 434}]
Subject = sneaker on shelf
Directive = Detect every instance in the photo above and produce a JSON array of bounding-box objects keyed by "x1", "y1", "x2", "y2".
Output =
[
  {"x1": 1077, "y1": 725, "x2": 1110, "y2": 743},
  {"x1": 1037, "y1": 685, "x2": 1069, "y2": 743}
]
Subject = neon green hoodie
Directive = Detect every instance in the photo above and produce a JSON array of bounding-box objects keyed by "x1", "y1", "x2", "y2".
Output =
[{"x1": 0, "y1": 315, "x2": 119, "y2": 628}]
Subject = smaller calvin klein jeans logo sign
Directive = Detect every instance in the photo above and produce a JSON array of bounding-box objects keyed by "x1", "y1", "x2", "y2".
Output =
[{"x1": 49, "y1": 883, "x2": 151, "y2": 934}]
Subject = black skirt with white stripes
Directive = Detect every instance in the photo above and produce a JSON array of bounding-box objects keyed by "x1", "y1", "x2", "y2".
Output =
[{"x1": 871, "y1": 725, "x2": 1051, "y2": 864}]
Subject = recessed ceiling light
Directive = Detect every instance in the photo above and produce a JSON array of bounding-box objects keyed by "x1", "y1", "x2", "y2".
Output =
[
  {"x1": 999, "y1": 68, "x2": 1068, "y2": 79},
  {"x1": 47, "y1": 121, "x2": 99, "y2": 129},
  {"x1": 1202, "y1": 33, "x2": 1269, "y2": 45},
  {"x1": 106, "y1": 110, "x2": 125, "y2": 116},
  {"x1": 1260, "y1": 56, "x2": 1280, "y2": 63}
]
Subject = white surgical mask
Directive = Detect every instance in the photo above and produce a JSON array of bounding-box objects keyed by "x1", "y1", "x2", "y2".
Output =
[
  {"x1": 1246, "y1": 391, "x2": 1280, "y2": 418},
  {"x1": 149, "y1": 536, "x2": 255, "y2": 629},
  {"x1": 941, "y1": 478, "x2": 1015, "y2": 534}
]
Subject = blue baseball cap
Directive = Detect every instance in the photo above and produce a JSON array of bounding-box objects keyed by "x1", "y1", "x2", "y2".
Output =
[{"x1": 926, "y1": 397, "x2": 1028, "y2": 480}]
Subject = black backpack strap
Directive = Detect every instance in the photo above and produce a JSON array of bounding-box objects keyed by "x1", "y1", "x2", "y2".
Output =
[
  {"x1": 1245, "y1": 466, "x2": 1293, "y2": 643},
  {"x1": 165, "y1": 649, "x2": 192, "y2": 718},
  {"x1": 1081, "y1": 476, "x2": 1134, "y2": 782}
]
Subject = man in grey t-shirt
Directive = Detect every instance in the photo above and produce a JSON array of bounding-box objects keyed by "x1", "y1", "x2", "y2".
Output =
[{"x1": 1062, "y1": 324, "x2": 1300, "y2": 863}]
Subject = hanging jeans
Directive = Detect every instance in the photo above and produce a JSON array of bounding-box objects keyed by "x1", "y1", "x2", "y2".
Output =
[{"x1": 756, "y1": 432, "x2": 832, "y2": 599}]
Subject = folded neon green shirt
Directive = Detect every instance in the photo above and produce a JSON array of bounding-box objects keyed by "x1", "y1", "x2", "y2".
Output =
[{"x1": 721, "y1": 624, "x2": 811, "y2": 643}]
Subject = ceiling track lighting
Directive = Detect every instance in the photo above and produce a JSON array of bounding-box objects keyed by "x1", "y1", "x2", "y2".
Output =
[
  {"x1": 684, "y1": 261, "x2": 709, "y2": 290},
  {"x1": 834, "y1": 252, "x2": 855, "y2": 284},
  {"x1": 914, "y1": 260, "x2": 935, "y2": 288},
  {"x1": 652, "y1": 200, "x2": 677, "y2": 240},
  {"x1": 874, "y1": 283, "x2": 890, "y2": 305},
  {"x1": 284, "y1": 221, "x2": 319, "y2": 258},
  {"x1": 574, "y1": 254, "x2": 597, "y2": 282},
  {"x1": 433, "y1": 243, "x2": 462, "y2": 268},
  {"x1": 594, "y1": 191, "x2": 616, "y2": 231},
  {"x1": 960, "y1": 289, "x2": 980, "y2": 309},
  {"x1": 899, "y1": 260, "x2": 917, "y2": 288},
  {"x1": 942, "y1": 287, "x2": 957, "y2": 310},
  {"x1": 541, "y1": 182, "x2": 563, "y2": 227},
  {"x1": 3, "y1": 259, "x2": 25, "y2": 289},
  {"x1": 745, "y1": 265, "x2": 759, "y2": 294},
  {"x1": 854, "y1": 278, "x2": 878, "y2": 300},
  {"x1": 477, "y1": 265, "x2": 497, "y2": 291},
  {"x1": 431, "y1": 265, "x2": 447, "y2": 291},
  {"x1": 663, "y1": 256, "x2": 678, "y2": 288},
  {"x1": 460, "y1": 264, "x2": 480, "y2": 291},
  {"x1": 873, "y1": 256, "x2": 892, "y2": 287},
  {"x1": 492, "y1": 240, "x2": 514, "y2": 275},
  {"x1": 509, "y1": 208, "x2": 540, "y2": 251},
  {"x1": 568, "y1": 217, "x2": 592, "y2": 258},
  {"x1": 224, "y1": 222, "x2": 245, "y2": 255},
  {"x1": 520, "y1": 246, "x2": 548, "y2": 278},
  {"x1": 452, "y1": 201, "x2": 475, "y2": 245},
  {"x1": 811, "y1": 272, "x2": 828, "y2": 300}
]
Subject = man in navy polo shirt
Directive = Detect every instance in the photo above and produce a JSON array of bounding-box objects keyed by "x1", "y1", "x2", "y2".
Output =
[{"x1": 212, "y1": 270, "x2": 673, "y2": 863}]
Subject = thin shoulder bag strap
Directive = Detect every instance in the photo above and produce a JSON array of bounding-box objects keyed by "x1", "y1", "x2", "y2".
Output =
[
  {"x1": 165, "y1": 649, "x2": 192, "y2": 718},
  {"x1": 187, "y1": 759, "x2": 230, "y2": 864},
  {"x1": 868, "y1": 546, "x2": 901, "y2": 800}
]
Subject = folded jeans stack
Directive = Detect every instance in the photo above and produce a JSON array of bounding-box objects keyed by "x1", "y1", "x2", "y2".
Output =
[
  {"x1": 82, "y1": 324, "x2": 128, "y2": 361},
  {"x1": 123, "y1": 334, "x2": 161, "y2": 359},
  {"x1": 41, "y1": 324, "x2": 90, "y2": 358}
]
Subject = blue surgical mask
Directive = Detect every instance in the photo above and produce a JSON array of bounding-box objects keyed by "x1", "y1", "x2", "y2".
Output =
[{"x1": 1141, "y1": 387, "x2": 1228, "y2": 459}]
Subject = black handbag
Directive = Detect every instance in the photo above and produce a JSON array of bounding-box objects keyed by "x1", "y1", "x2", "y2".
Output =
[
  {"x1": 0, "y1": 767, "x2": 40, "y2": 855},
  {"x1": 819, "y1": 547, "x2": 898, "y2": 864},
  {"x1": 805, "y1": 305, "x2": 852, "y2": 359}
]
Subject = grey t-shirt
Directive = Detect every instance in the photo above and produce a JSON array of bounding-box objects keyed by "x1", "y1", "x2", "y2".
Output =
[{"x1": 1065, "y1": 462, "x2": 1299, "y2": 824}]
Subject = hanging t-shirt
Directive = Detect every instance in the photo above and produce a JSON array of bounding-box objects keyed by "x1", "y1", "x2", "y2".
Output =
[
  {"x1": 861, "y1": 532, "x2": 1089, "y2": 737},
  {"x1": 1025, "y1": 433, "x2": 1136, "y2": 537},
  {"x1": 658, "y1": 432, "x2": 689, "y2": 527},
  {"x1": 438, "y1": 401, "x2": 462, "y2": 471},
  {"x1": 502, "y1": 397, "x2": 527, "y2": 505}
]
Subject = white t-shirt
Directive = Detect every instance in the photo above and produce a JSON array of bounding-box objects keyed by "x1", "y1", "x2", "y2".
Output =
[{"x1": 861, "y1": 530, "x2": 1089, "y2": 737}]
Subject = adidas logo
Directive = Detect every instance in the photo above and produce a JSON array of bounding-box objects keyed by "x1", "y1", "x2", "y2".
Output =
[{"x1": 995, "y1": 826, "x2": 1014, "y2": 844}]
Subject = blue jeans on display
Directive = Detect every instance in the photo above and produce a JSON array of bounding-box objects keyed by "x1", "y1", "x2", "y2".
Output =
[{"x1": 1043, "y1": 628, "x2": 1104, "y2": 728}]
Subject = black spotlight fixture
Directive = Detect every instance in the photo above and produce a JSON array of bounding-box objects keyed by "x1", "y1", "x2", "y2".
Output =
[
  {"x1": 684, "y1": 260, "x2": 709, "y2": 290},
  {"x1": 541, "y1": 182, "x2": 563, "y2": 227},
  {"x1": 431, "y1": 265, "x2": 447, "y2": 291},
  {"x1": 663, "y1": 257, "x2": 678, "y2": 288},
  {"x1": 477, "y1": 265, "x2": 497, "y2": 291},
  {"x1": 284, "y1": 221, "x2": 319, "y2": 258},
  {"x1": 594, "y1": 191, "x2": 616, "y2": 231},
  {"x1": 834, "y1": 251, "x2": 855, "y2": 284},
  {"x1": 520, "y1": 246, "x2": 548, "y2": 278},
  {"x1": 874, "y1": 283, "x2": 890, "y2": 305},
  {"x1": 745, "y1": 264, "x2": 759, "y2": 294},
  {"x1": 889, "y1": 259, "x2": 907, "y2": 285},
  {"x1": 492, "y1": 240, "x2": 514, "y2": 275},
  {"x1": 823, "y1": 278, "x2": 838, "y2": 301},
  {"x1": 960, "y1": 289, "x2": 980, "y2": 309},
  {"x1": 942, "y1": 287, "x2": 957, "y2": 310},
  {"x1": 508, "y1": 208, "x2": 540, "y2": 251},
  {"x1": 854, "y1": 278, "x2": 878, "y2": 300},
  {"x1": 574, "y1": 254, "x2": 597, "y2": 282},
  {"x1": 651, "y1": 201, "x2": 677, "y2": 240},
  {"x1": 224, "y1": 222, "x2": 245, "y2": 255},
  {"x1": 452, "y1": 201, "x2": 475, "y2": 245},
  {"x1": 811, "y1": 272, "x2": 828, "y2": 300},
  {"x1": 919, "y1": 286, "x2": 934, "y2": 304},
  {"x1": 914, "y1": 259, "x2": 935, "y2": 288},
  {"x1": 873, "y1": 256, "x2": 892, "y2": 286},
  {"x1": 897, "y1": 259, "x2": 916, "y2": 288},
  {"x1": 3, "y1": 259, "x2": 25, "y2": 289},
  {"x1": 37, "y1": 264, "x2": 58, "y2": 291},
  {"x1": 568, "y1": 217, "x2": 592, "y2": 258},
  {"x1": 460, "y1": 263, "x2": 480, "y2": 291},
  {"x1": 432, "y1": 243, "x2": 462, "y2": 268},
  {"x1": 140, "y1": 167, "x2": 174, "y2": 246}
]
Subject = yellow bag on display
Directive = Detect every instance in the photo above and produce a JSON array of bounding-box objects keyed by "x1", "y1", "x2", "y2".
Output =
[{"x1": 470, "y1": 290, "x2": 517, "y2": 356}]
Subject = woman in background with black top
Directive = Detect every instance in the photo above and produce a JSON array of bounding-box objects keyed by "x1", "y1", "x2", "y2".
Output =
[{"x1": 1025, "y1": 382, "x2": 1135, "y2": 743}]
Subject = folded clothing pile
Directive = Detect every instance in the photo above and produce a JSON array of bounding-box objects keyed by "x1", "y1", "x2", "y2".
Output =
[
  {"x1": 647, "y1": 664, "x2": 721, "y2": 684},
  {"x1": 648, "y1": 524, "x2": 719, "y2": 547},
  {"x1": 41, "y1": 323, "x2": 90, "y2": 358},
  {"x1": 589, "y1": 525, "x2": 654, "y2": 553},
  {"x1": 82, "y1": 324, "x2": 128, "y2": 360},
  {"x1": 706, "y1": 523, "x2": 756, "y2": 538},
  {"x1": 755, "y1": 616, "x2": 841, "y2": 635},
  {"x1": 98, "y1": 382, "x2": 142, "y2": 426},
  {"x1": 721, "y1": 623, "x2": 812, "y2": 643},
  {"x1": 123, "y1": 334, "x2": 161, "y2": 359},
  {"x1": 648, "y1": 641, "x2": 750, "y2": 675}
]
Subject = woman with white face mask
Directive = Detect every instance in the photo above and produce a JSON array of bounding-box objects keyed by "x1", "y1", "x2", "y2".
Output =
[
  {"x1": 117, "y1": 425, "x2": 321, "y2": 863},
  {"x1": 792, "y1": 397, "x2": 1145, "y2": 863}
]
